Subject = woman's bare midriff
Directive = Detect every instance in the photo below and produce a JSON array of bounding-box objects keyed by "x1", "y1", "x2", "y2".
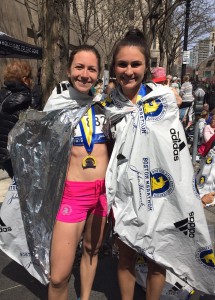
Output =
[{"x1": 66, "y1": 143, "x2": 109, "y2": 181}]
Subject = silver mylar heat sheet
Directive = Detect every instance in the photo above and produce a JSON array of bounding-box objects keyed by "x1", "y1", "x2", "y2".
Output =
[{"x1": 7, "y1": 105, "x2": 90, "y2": 277}]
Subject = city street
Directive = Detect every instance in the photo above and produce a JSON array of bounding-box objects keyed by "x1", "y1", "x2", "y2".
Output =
[{"x1": 1, "y1": 247, "x2": 147, "y2": 300}]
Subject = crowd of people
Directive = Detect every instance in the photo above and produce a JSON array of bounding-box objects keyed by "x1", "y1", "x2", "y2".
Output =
[
  {"x1": 148, "y1": 67, "x2": 215, "y2": 167},
  {"x1": 195, "y1": 98, "x2": 215, "y2": 158},
  {"x1": 0, "y1": 27, "x2": 215, "y2": 300}
]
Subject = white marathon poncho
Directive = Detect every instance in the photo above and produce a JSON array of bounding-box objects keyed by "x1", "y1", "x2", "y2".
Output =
[
  {"x1": 196, "y1": 148, "x2": 215, "y2": 205},
  {"x1": 104, "y1": 83, "x2": 215, "y2": 295}
]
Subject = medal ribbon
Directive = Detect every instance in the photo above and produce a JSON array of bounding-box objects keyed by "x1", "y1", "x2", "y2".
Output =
[
  {"x1": 79, "y1": 105, "x2": 96, "y2": 153},
  {"x1": 136, "y1": 84, "x2": 147, "y2": 103}
]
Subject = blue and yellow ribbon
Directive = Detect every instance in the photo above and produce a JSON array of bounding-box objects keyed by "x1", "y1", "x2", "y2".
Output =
[
  {"x1": 136, "y1": 84, "x2": 147, "y2": 103},
  {"x1": 79, "y1": 105, "x2": 96, "y2": 153}
]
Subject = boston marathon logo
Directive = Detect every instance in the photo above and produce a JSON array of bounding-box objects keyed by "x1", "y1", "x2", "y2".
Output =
[
  {"x1": 136, "y1": 255, "x2": 147, "y2": 265},
  {"x1": 206, "y1": 156, "x2": 213, "y2": 165},
  {"x1": 143, "y1": 96, "x2": 167, "y2": 121},
  {"x1": 132, "y1": 158, "x2": 174, "y2": 211},
  {"x1": 197, "y1": 175, "x2": 206, "y2": 189},
  {"x1": 139, "y1": 97, "x2": 167, "y2": 134},
  {"x1": 196, "y1": 247, "x2": 215, "y2": 271},
  {"x1": 192, "y1": 175, "x2": 201, "y2": 199},
  {"x1": 150, "y1": 168, "x2": 174, "y2": 198},
  {"x1": 174, "y1": 211, "x2": 195, "y2": 238},
  {"x1": 143, "y1": 158, "x2": 174, "y2": 211},
  {"x1": 0, "y1": 217, "x2": 12, "y2": 232},
  {"x1": 100, "y1": 95, "x2": 113, "y2": 107}
]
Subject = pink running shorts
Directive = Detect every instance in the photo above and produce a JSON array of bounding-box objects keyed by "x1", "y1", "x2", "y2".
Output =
[{"x1": 56, "y1": 179, "x2": 107, "y2": 223}]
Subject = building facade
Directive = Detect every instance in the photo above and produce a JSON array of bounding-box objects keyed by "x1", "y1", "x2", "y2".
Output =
[
  {"x1": 1, "y1": 0, "x2": 213, "y2": 85},
  {"x1": 189, "y1": 28, "x2": 215, "y2": 70},
  {"x1": 0, "y1": 0, "x2": 136, "y2": 84},
  {"x1": 197, "y1": 54, "x2": 215, "y2": 83},
  {"x1": 189, "y1": 28, "x2": 215, "y2": 82},
  {"x1": 209, "y1": 28, "x2": 215, "y2": 56}
]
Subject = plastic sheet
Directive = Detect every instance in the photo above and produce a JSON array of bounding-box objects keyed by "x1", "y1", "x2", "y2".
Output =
[{"x1": 106, "y1": 83, "x2": 215, "y2": 294}]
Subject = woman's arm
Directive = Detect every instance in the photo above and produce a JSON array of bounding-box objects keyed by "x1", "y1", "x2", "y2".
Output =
[
  {"x1": 203, "y1": 125, "x2": 214, "y2": 143},
  {"x1": 199, "y1": 121, "x2": 205, "y2": 138}
]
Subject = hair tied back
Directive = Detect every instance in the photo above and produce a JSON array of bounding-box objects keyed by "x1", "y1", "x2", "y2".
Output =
[{"x1": 124, "y1": 28, "x2": 145, "y2": 40}]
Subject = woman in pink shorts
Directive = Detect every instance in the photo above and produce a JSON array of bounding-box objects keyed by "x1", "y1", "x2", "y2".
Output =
[{"x1": 46, "y1": 45, "x2": 109, "y2": 300}]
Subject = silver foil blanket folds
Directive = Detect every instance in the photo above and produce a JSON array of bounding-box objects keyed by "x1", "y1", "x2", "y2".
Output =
[{"x1": 7, "y1": 106, "x2": 89, "y2": 277}]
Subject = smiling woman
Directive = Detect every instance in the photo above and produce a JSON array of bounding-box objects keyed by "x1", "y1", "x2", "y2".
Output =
[
  {"x1": 106, "y1": 28, "x2": 166, "y2": 300},
  {"x1": 114, "y1": 47, "x2": 146, "y2": 103},
  {"x1": 104, "y1": 27, "x2": 215, "y2": 300},
  {"x1": 43, "y1": 45, "x2": 109, "y2": 300},
  {"x1": 67, "y1": 48, "x2": 101, "y2": 94}
]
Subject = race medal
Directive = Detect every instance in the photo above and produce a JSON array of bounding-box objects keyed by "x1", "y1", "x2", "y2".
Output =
[
  {"x1": 82, "y1": 155, "x2": 97, "y2": 169},
  {"x1": 79, "y1": 106, "x2": 97, "y2": 169}
]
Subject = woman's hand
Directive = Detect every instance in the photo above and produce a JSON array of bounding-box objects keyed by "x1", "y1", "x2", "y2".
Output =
[{"x1": 201, "y1": 192, "x2": 215, "y2": 207}]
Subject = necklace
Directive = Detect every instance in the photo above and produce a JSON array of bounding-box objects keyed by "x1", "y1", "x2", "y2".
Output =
[{"x1": 79, "y1": 105, "x2": 97, "y2": 169}]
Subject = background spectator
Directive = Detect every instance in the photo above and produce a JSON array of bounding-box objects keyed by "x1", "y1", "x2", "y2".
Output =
[
  {"x1": 179, "y1": 75, "x2": 194, "y2": 124},
  {"x1": 198, "y1": 110, "x2": 209, "y2": 141},
  {"x1": 171, "y1": 76, "x2": 180, "y2": 94},
  {"x1": 0, "y1": 60, "x2": 34, "y2": 178},
  {"x1": 203, "y1": 103, "x2": 209, "y2": 112},
  {"x1": 103, "y1": 78, "x2": 117, "y2": 97},
  {"x1": 151, "y1": 67, "x2": 167, "y2": 84},
  {"x1": 194, "y1": 84, "x2": 205, "y2": 103},
  {"x1": 166, "y1": 74, "x2": 172, "y2": 86},
  {"x1": 94, "y1": 78, "x2": 103, "y2": 94},
  {"x1": 151, "y1": 67, "x2": 182, "y2": 107},
  {"x1": 203, "y1": 115, "x2": 215, "y2": 143}
]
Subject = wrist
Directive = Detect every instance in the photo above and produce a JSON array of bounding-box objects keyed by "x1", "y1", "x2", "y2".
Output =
[{"x1": 201, "y1": 199, "x2": 206, "y2": 206}]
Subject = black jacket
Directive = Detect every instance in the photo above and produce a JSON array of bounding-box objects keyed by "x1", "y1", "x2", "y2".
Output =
[{"x1": 0, "y1": 80, "x2": 32, "y2": 164}]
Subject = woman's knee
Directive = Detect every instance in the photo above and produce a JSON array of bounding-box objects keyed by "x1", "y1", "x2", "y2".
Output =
[
  {"x1": 118, "y1": 251, "x2": 137, "y2": 270},
  {"x1": 118, "y1": 255, "x2": 137, "y2": 271},
  {"x1": 82, "y1": 239, "x2": 101, "y2": 257},
  {"x1": 117, "y1": 241, "x2": 137, "y2": 268},
  {"x1": 147, "y1": 260, "x2": 166, "y2": 277},
  {"x1": 49, "y1": 273, "x2": 70, "y2": 288}
]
